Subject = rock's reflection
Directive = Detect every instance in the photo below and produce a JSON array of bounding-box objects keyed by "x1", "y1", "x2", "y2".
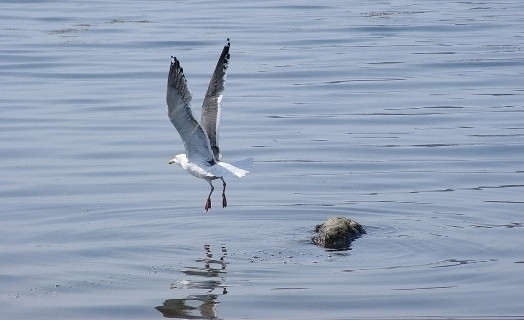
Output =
[{"x1": 156, "y1": 244, "x2": 228, "y2": 319}]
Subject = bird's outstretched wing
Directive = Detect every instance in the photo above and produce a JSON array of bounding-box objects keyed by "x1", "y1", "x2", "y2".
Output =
[
  {"x1": 167, "y1": 56, "x2": 215, "y2": 165},
  {"x1": 200, "y1": 39, "x2": 231, "y2": 161}
]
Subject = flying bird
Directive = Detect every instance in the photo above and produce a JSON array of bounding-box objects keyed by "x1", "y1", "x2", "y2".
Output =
[{"x1": 166, "y1": 39, "x2": 251, "y2": 211}]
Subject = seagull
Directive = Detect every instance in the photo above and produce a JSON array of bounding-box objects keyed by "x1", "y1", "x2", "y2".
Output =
[{"x1": 166, "y1": 39, "x2": 251, "y2": 212}]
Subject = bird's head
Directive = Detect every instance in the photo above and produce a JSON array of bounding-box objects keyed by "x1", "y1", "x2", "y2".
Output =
[{"x1": 168, "y1": 154, "x2": 186, "y2": 166}]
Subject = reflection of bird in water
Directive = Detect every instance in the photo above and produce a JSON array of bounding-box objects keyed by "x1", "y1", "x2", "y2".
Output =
[
  {"x1": 155, "y1": 244, "x2": 228, "y2": 319},
  {"x1": 175, "y1": 244, "x2": 227, "y2": 289},
  {"x1": 202, "y1": 244, "x2": 227, "y2": 271},
  {"x1": 155, "y1": 295, "x2": 218, "y2": 319}
]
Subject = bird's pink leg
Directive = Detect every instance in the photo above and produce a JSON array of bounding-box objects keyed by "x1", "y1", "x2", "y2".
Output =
[
  {"x1": 205, "y1": 182, "x2": 214, "y2": 212},
  {"x1": 220, "y1": 178, "x2": 227, "y2": 208}
]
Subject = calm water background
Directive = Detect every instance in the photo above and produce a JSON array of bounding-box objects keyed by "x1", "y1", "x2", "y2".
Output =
[{"x1": 1, "y1": 0, "x2": 523, "y2": 319}]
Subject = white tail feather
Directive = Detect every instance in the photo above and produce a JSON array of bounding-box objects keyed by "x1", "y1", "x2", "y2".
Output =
[
  {"x1": 216, "y1": 161, "x2": 249, "y2": 177},
  {"x1": 206, "y1": 158, "x2": 253, "y2": 178}
]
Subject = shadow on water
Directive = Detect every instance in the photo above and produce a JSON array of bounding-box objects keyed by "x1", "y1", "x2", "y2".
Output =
[{"x1": 155, "y1": 244, "x2": 228, "y2": 319}]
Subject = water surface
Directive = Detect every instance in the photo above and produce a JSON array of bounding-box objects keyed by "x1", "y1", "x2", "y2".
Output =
[{"x1": 1, "y1": 0, "x2": 523, "y2": 319}]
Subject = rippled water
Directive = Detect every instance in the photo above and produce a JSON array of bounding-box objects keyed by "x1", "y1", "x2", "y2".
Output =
[{"x1": 1, "y1": 0, "x2": 524, "y2": 319}]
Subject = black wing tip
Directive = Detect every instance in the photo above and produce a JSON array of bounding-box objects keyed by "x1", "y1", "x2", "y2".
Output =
[
  {"x1": 224, "y1": 38, "x2": 231, "y2": 54},
  {"x1": 222, "y1": 39, "x2": 231, "y2": 70},
  {"x1": 168, "y1": 55, "x2": 186, "y2": 90},
  {"x1": 169, "y1": 56, "x2": 184, "y2": 74},
  {"x1": 170, "y1": 39, "x2": 229, "y2": 81},
  {"x1": 170, "y1": 55, "x2": 180, "y2": 68}
]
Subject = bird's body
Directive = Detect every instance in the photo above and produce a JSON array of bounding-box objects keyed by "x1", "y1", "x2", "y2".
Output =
[{"x1": 166, "y1": 39, "x2": 251, "y2": 211}]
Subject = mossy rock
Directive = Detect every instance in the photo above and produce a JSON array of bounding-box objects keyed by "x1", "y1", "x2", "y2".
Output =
[{"x1": 313, "y1": 216, "x2": 366, "y2": 249}]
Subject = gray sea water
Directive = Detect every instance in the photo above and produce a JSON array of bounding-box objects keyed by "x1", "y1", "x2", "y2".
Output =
[{"x1": 1, "y1": 1, "x2": 524, "y2": 319}]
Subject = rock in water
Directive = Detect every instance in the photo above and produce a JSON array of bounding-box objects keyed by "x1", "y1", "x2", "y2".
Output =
[{"x1": 313, "y1": 216, "x2": 366, "y2": 249}]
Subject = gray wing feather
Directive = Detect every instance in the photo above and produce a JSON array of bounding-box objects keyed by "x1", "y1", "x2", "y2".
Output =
[
  {"x1": 201, "y1": 39, "x2": 230, "y2": 160},
  {"x1": 167, "y1": 57, "x2": 215, "y2": 164}
]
